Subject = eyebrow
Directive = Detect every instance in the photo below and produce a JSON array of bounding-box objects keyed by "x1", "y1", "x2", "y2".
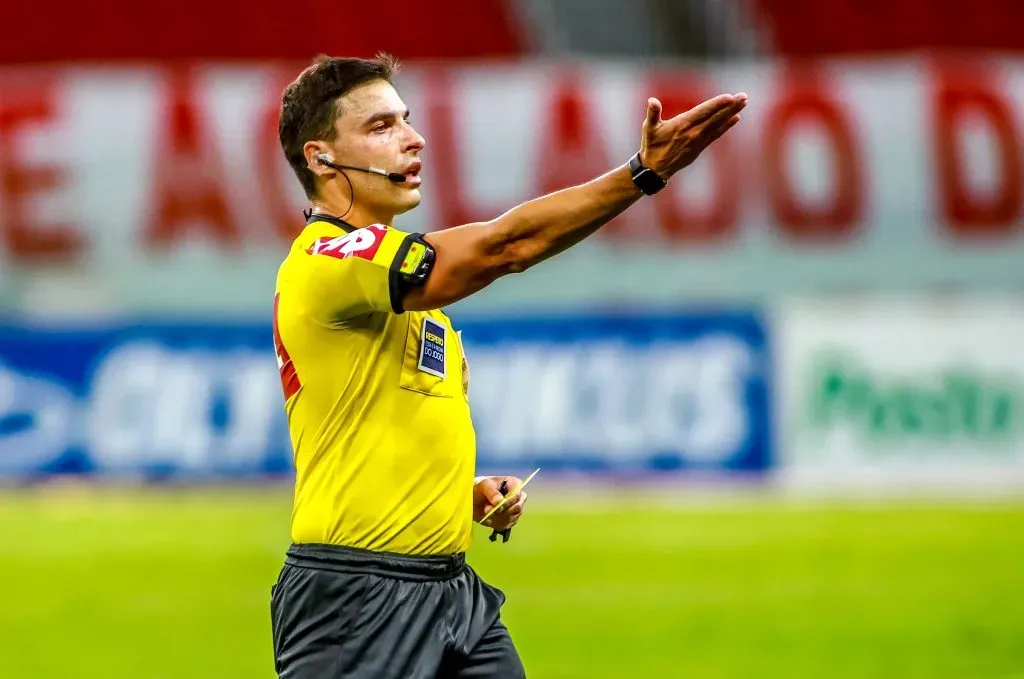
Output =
[{"x1": 363, "y1": 109, "x2": 410, "y2": 127}]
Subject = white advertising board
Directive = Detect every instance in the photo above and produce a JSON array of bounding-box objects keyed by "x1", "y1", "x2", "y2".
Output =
[{"x1": 778, "y1": 297, "x2": 1024, "y2": 491}]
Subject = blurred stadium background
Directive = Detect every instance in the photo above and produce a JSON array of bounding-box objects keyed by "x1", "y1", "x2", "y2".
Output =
[{"x1": 2, "y1": 1, "x2": 1023, "y2": 677}]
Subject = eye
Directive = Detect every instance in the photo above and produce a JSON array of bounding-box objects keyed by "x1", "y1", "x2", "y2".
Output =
[{"x1": 372, "y1": 122, "x2": 389, "y2": 134}]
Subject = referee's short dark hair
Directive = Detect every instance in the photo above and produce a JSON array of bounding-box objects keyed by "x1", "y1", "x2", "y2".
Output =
[{"x1": 279, "y1": 53, "x2": 400, "y2": 199}]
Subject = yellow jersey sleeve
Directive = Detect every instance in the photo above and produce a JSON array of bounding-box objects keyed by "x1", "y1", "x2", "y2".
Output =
[{"x1": 299, "y1": 223, "x2": 431, "y2": 321}]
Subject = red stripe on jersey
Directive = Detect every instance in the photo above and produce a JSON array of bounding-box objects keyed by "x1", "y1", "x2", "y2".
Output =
[
  {"x1": 307, "y1": 224, "x2": 388, "y2": 262},
  {"x1": 273, "y1": 293, "x2": 301, "y2": 401}
]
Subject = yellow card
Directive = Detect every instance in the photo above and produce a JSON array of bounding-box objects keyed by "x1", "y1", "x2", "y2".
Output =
[{"x1": 481, "y1": 468, "x2": 540, "y2": 524}]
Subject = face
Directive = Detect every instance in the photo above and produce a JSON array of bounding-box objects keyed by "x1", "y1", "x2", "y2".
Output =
[{"x1": 308, "y1": 80, "x2": 426, "y2": 218}]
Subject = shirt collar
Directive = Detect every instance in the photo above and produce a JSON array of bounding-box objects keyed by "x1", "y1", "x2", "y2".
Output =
[{"x1": 303, "y1": 209, "x2": 356, "y2": 233}]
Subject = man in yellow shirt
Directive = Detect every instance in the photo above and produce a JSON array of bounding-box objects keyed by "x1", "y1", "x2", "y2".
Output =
[{"x1": 269, "y1": 53, "x2": 746, "y2": 679}]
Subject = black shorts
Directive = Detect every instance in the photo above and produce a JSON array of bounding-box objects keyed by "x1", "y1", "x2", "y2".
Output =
[{"x1": 270, "y1": 543, "x2": 526, "y2": 679}]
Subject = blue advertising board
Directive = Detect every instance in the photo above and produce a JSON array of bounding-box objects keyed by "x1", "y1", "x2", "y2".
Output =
[{"x1": 0, "y1": 311, "x2": 772, "y2": 479}]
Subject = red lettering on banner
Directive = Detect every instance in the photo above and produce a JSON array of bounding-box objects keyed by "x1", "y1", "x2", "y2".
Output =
[
  {"x1": 423, "y1": 69, "x2": 489, "y2": 228},
  {"x1": 647, "y1": 75, "x2": 739, "y2": 243},
  {"x1": 763, "y1": 70, "x2": 864, "y2": 241},
  {"x1": 537, "y1": 74, "x2": 610, "y2": 195},
  {"x1": 258, "y1": 68, "x2": 305, "y2": 242},
  {"x1": 0, "y1": 81, "x2": 84, "y2": 261},
  {"x1": 144, "y1": 68, "x2": 239, "y2": 250},
  {"x1": 933, "y1": 62, "x2": 1022, "y2": 237},
  {"x1": 538, "y1": 72, "x2": 645, "y2": 239}
]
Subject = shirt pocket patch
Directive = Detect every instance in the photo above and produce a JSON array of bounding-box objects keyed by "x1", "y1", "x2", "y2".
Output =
[{"x1": 400, "y1": 314, "x2": 459, "y2": 398}]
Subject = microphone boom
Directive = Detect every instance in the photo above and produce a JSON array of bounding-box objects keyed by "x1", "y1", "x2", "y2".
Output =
[{"x1": 317, "y1": 154, "x2": 407, "y2": 183}]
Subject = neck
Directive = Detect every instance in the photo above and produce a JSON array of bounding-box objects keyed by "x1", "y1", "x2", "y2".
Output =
[{"x1": 311, "y1": 185, "x2": 395, "y2": 228}]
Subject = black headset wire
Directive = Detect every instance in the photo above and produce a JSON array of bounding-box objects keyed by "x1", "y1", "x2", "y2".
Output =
[
  {"x1": 337, "y1": 169, "x2": 355, "y2": 221},
  {"x1": 305, "y1": 166, "x2": 356, "y2": 222}
]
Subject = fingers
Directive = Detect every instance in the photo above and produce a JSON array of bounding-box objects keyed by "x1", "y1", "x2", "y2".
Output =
[
  {"x1": 646, "y1": 97, "x2": 663, "y2": 126},
  {"x1": 509, "y1": 491, "x2": 528, "y2": 518},
  {"x1": 704, "y1": 97, "x2": 747, "y2": 131},
  {"x1": 695, "y1": 98, "x2": 746, "y2": 146},
  {"x1": 487, "y1": 489, "x2": 523, "y2": 518},
  {"x1": 506, "y1": 491, "x2": 527, "y2": 517},
  {"x1": 484, "y1": 490, "x2": 528, "y2": 530},
  {"x1": 685, "y1": 93, "x2": 745, "y2": 125},
  {"x1": 701, "y1": 113, "x2": 742, "y2": 146},
  {"x1": 502, "y1": 487, "x2": 523, "y2": 508},
  {"x1": 477, "y1": 478, "x2": 504, "y2": 508}
]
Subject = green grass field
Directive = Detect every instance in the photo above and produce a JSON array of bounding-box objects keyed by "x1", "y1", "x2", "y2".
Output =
[{"x1": 0, "y1": 485, "x2": 1021, "y2": 679}]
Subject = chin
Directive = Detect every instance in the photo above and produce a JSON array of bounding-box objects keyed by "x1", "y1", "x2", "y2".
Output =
[{"x1": 392, "y1": 189, "x2": 422, "y2": 216}]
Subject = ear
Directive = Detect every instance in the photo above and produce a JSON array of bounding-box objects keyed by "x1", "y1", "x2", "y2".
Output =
[{"x1": 303, "y1": 141, "x2": 332, "y2": 175}]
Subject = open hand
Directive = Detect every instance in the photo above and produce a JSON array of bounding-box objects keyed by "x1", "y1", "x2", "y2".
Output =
[
  {"x1": 473, "y1": 476, "x2": 527, "y2": 531},
  {"x1": 639, "y1": 92, "x2": 747, "y2": 180}
]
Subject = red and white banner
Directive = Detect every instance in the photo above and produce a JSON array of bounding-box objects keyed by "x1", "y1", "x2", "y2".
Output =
[{"x1": 1, "y1": 58, "x2": 1023, "y2": 315}]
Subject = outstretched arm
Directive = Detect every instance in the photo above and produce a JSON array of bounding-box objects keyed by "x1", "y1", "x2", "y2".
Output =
[{"x1": 402, "y1": 93, "x2": 747, "y2": 312}]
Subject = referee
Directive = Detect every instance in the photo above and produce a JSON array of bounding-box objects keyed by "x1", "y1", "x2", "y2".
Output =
[{"x1": 270, "y1": 53, "x2": 746, "y2": 679}]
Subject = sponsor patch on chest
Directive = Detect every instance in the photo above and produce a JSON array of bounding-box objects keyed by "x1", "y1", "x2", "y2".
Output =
[{"x1": 418, "y1": 317, "x2": 447, "y2": 378}]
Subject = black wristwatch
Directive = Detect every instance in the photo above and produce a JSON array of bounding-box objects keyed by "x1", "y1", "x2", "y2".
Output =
[{"x1": 628, "y1": 152, "x2": 667, "y2": 195}]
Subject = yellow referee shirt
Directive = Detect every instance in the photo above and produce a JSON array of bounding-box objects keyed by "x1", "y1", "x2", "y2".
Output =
[{"x1": 272, "y1": 214, "x2": 475, "y2": 556}]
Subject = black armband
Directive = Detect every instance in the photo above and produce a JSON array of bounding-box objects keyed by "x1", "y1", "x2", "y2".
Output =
[{"x1": 388, "y1": 233, "x2": 436, "y2": 313}]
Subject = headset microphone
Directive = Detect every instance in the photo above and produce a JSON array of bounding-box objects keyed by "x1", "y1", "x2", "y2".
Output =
[{"x1": 316, "y1": 154, "x2": 407, "y2": 183}]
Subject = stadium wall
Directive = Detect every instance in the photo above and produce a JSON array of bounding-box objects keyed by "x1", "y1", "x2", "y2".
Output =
[{"x1": 2, "y1": 58, "x2": 1023, "y2": 491}]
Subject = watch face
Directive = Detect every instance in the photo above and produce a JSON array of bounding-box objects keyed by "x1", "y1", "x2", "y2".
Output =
[
  {"x1": 635, "y1": 168, "x2": 665, "y2": 195},
  {"x1": 629, "y1": 154, "x2": 666, "y2": 194}
]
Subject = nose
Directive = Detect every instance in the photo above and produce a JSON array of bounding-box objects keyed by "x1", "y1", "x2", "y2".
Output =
[{"x1": 403, "y1": 122, "x2": 425, "y2": 153}]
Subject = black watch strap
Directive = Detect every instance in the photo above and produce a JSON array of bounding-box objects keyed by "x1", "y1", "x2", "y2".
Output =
[{"x1": 628, "y1": 152, "x2": 667, "y2": 195}]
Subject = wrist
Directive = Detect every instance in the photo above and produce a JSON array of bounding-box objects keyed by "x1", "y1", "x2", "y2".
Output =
[
  {"x1": 629, "y1": 152, "x2": 668, "y2": 195},
  {"x1": 637, "y1": 151, "x2": 669, "y2": 179}
]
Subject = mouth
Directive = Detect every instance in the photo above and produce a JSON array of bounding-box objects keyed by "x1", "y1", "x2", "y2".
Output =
[{"x1": 401, "y1": 161, "x2": 422, "y2": 186}]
